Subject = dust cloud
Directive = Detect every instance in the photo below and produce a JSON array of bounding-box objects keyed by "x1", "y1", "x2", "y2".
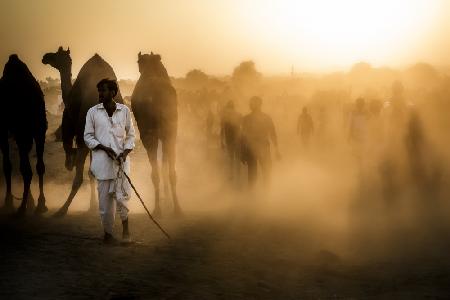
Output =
[{"x1": 3, "y1": 60, "x2": 448, "y2": 265}]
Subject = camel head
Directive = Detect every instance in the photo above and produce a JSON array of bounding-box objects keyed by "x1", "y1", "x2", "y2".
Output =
[
  {"x1": 137, "y1": 51, "x2": 169, "y2": 79},
  {"x1": 42, "y1": 46, "x2": 72, "y2": 73}
]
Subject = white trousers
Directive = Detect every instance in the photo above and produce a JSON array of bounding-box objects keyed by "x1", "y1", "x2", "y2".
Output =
[{"x1": 97, "y1": 178, "x2": 130, "y2": 234}]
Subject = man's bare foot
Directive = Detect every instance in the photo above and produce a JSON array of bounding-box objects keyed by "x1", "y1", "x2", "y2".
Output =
[
  {"x1": 103, "y1": 232, "x2": 119, "y2": 245},
  {"x1": 122, "y1": 219, "x2": 131, "y2": 243}
]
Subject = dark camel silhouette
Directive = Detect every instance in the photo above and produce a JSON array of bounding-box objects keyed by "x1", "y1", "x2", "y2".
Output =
[
  {"x1": 42, "y1": 47, "x2": 123, "y2": 216},
  {"x1": 1, "y1": 54, "x2": 48, "y2": 215},
  {"x1": 131, "y1": 52, "x2": 181, "y2": 217}
]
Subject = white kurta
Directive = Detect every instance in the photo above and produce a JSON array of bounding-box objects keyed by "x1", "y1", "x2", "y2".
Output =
[
  {"x1": 84, "y1": 102, "x2": 136, "y2": 234},
  {"x1": 84, "y1": 103, "x2": 136, "y2": 180}
]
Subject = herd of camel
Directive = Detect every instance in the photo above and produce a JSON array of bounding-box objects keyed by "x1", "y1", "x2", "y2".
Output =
[{"x1": 0, "y1": 47, "x2": 181, "y2": 217}]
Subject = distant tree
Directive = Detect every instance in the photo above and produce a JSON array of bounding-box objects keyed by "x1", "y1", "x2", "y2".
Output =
[
  {"x1": 406, "y1": 63, "x2": 439, "y2": 83},
  {"x1": 45, "y1": 76, "x2": 59, "y2": 85},
  {"x1": 349, "y1": 62, "x2": 373, "y2": 76},
  {"x1": 185, "y1": 69, "x2": 209, "y2": 87},
  {"x1": 231, "y1": 60, "x2": 261, "y2": 87}
]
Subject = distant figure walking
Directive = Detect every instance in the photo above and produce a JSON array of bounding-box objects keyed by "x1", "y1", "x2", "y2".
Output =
[
  {"x1": 241, "y1": 96, "x2": 280, "y2": 187},
  {"x1": 206, "y1": 108, "x2": 215, "y2": 143},
  {"x1": 220, "y1": 101, "x2": 242, "y2": 180},
  {"x1": 348, "y1": 98, "x2": 369, "y2": 175},
  {"x1": 348, "y1": 98, "x2": 369, "y2": 146},
  {"x1": 84, "y1": 79, "x2": 136, "y2": 244},
  {"x1": 297, "y1": 106, "x2": 314, "y2": 147}
]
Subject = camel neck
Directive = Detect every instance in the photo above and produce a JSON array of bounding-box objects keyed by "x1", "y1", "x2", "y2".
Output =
[{"x1": 59, "y1": 69, "x2": 72, "y2": 105}]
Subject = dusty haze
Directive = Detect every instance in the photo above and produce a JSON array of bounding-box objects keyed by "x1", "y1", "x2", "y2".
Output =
[
  {"x1": 1, "y1": 1, "x2": 450, "y2": 298},
  {"x1": 1, "y1": 0, "x2": 450, "y2": 79}
]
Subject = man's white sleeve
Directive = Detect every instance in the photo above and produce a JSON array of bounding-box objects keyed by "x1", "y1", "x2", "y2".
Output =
[
  {"x1": 84, "y1": 109, "x2": 100, "y2": 150},
  {"x1": 124, "y1": 107, "x2": 136, "y2": 150}
]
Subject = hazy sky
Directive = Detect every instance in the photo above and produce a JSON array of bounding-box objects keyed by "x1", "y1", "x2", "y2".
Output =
[{"x1": 1, "y1": 0, "x2": 449, "y2": 79}]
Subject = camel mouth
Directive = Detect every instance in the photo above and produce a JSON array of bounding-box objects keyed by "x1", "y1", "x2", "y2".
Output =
[{"x1": 42, "y1": 53, "x2": 52, "y2": 65}]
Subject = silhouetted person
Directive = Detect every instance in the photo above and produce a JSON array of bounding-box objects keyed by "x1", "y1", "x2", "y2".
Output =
[
  {"x1": 348, "y1": 98, "x2": 369, "y2": 161},
  {"x1": 220, "y1": 100, "x2": 242, "y2": 180},
  {"x1": 206, "y1": 107, "x2": 214, "y2": 143},
  {"x1": 348, "y1": 98, "x2": 368, "y2": 143},
  {"x1": 348, "y1": 98, "x2": 370, "y2": 189},
  {"x1": 84, "y1": 79, "x2": 136, "y2": 244},
  {"x1": 297, "y1": 106, "x2": 314, "y2": 146},
  {"x1": 241, "y1": 96, "x2": 280, "y2": 187},
  {"x1": 368, "y1": 98, "x2": 382, "y2": 118}
]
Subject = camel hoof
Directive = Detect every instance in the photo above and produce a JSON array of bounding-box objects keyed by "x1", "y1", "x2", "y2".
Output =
[
  {"x1": 27, "y1": 198, "x2": 36, "y2": 211},
  {"x1": 53, "y1": 207, "x2": 68, "y2": 218},
  {"x1": 35, "y1": 196, "x2": 48, "y2": 215},
  {"x1": 152, "y1": 207, "x2": 162, "y2": 219},
  {"x1": 35, "y1": 204, "x2": 49, "y2": 215}
]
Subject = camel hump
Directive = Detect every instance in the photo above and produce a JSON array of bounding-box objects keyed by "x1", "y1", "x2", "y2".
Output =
[
  {"x1": 4, "y1": 54, "x2": 39, "y2": 84},
  {"x1": 91, "y1": 53, "x2": 105, "y2": 63},
  {"x1": 69, "y1": 54, "x2": 122, "y2": 105},
  {"x1": 78, "y1": 54, "x2": 115, "y2": 78},
  {"x1": 8, "y1": 54, "x2": 19, "y2": 61},
  {"x1": 2, "y1": 53, "x2": 44, "y2": 100}
]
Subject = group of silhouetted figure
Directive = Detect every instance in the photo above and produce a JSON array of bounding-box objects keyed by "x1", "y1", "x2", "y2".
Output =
[
  {"x1": 216, "y1": 79, "x2": 439, "y2": 206},
  {"x1": 219, "y1": 96, "x2": 280, "y2": 187}
]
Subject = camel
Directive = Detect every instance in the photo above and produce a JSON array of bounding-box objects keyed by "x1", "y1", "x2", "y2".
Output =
[
  {"x1": 0, "y1": 54, "x2": 48, "y2": 215},
  {"x1": 131, "y1": 52, "x2": 182, "y2": 217},
  {"x1": 42, "y1": 47, "x2": 123, "y2": 216}
]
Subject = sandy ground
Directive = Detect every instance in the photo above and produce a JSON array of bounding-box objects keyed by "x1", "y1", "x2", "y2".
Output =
[
  {"x1": 1, "y1": 209, "x2": 450, "y2": 299},
  {"x1": 1, "y1": 114, "x2": 450, "y2": 299}
]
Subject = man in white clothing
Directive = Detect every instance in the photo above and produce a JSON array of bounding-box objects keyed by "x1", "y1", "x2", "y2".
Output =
[{"x1": 84, "y1": 78, "x2": 136, "y2": 244}]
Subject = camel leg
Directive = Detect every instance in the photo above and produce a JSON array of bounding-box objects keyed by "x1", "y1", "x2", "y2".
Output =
[
  {"x1": 0, "y1": 135, "x2": 14, "y2": 212},
  {"x1": 88, "y1": 151, "x2": 97, "y2": 213},
  {"x1": 54, "y1": 147, "x2": 89, "y2": 217},
  {"x1": 151, "y1": 158, "x2": 161, "y2": 217},
  {"x1": 163, "y1": 138, "x2": 182, "y2": 216},
  {"x1": 16, "y1": 141, "x2": 33, "y2": 216},
  {"x1": 144, "y1": 137, "x2": 161, "y2": 218},
  {"x1": 34, "y1": 133, "x2": 48, "y2": 214},
  {"x1": 161, "y1": 157, "x2": 170, "y2": 199}
]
